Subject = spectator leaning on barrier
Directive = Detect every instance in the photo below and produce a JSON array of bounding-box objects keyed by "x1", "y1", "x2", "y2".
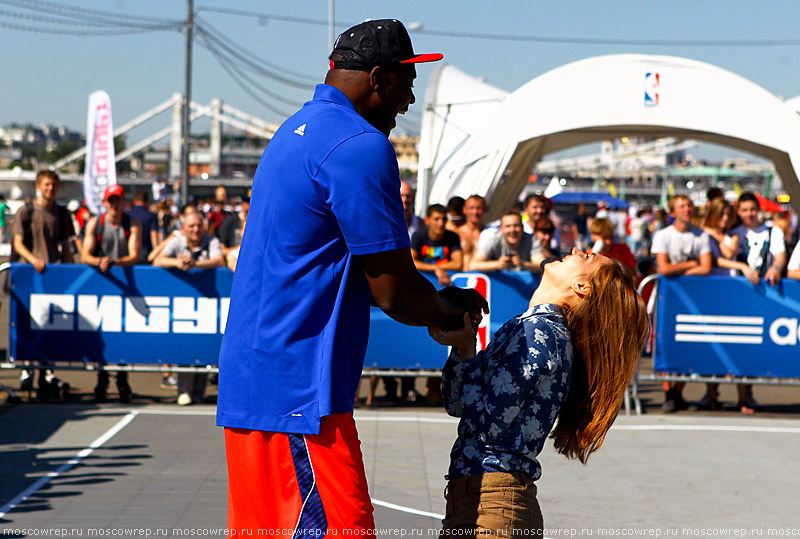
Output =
[
  {"x1": 154, "y1": 211, "x2": 224, "y2": 406},
  {"x1": 651, "y1": 194, "x2": 712, "y2": 413},
  {"x1": 458, "y1": 194, "x2": 487, "y2": 270},
  {"x1": 12, "y1": 170, "x2": 76, "y2": 401},
  {"x1": 411, "y1": 203, "x2": 463, "y2": 287},
  {"x1": 81, "y1": 184, "x2": 142, "y2": 403},
  {"x1": 729, "y1": 192, "x2": 787, "y2": 287},
  {"x1": 12, "y1": 170, "x2": 75, "y2": 272},
  {"x1": 726, "y1": 192, "x2": 787, "y2": 414},
  {"x1": 702, "y1": 198, "x2": 758, "y2": 283},
  {"x1": 81, "y1": 185, "x2": 142, "y2": 273},
  {"x1": 471, "y1": 210, "x2": 545, "y2": 273}
]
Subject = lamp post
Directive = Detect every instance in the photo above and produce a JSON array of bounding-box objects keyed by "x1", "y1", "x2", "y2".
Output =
[{"x1": 181, "y1": 0, "x2": 193, "y2": 204}]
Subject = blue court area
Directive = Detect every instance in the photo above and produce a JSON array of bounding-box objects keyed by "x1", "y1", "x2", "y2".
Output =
[{"x1": 1, "y1": 398, "x2": 799, "y2": 538}]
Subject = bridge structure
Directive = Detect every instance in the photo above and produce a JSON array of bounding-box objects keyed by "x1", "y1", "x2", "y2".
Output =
[{"x1": 0, "y1": 95, "x2": 280, "y2": 199}]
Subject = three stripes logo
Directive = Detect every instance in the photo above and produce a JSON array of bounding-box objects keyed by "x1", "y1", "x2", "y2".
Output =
[
  {"x1": 674, "y1": 314, "x2": 800, "y2": 346},
  {"x1": 674, "y1": 314, "x2": 764, "y2": 345}
]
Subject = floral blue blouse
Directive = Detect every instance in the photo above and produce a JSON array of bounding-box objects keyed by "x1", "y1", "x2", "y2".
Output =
[{"x1": 442, "y1": 303, "x2": 573, "y2": 481}]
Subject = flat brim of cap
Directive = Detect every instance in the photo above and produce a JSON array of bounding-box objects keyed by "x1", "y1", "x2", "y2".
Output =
[{"x1": 400, "y1": 53, "x2": 444, "y2": 64}]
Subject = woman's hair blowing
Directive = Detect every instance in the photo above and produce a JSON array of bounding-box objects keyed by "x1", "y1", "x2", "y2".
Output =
[{"x1": 551, "y1": 259, "x2": 649, "y2": 463}]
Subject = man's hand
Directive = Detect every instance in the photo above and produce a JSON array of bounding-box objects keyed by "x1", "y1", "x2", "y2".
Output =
[
  {"x1": 428, "y1": 313, "x2": 476, "y2": 359},
  {"x1": 434, "y1": 266, "x2": 451, "y2": 286},
  {"x1": 764, "y1": 267, "x2": 782, "y2": 287},
  {"x1": 742, "y1": 266, "x2": 760, "y2": 286},
  {"x1": 98, "y1": 256, "x2": 112, "y2": 273},
  {"x1": 498, "y1": 255, "x2": 514, "y2": 270},
  {"x1": 32, "y1": 258, "x2": 46, "y2": 274},
  {"x1": 438, "y1": 286, "x2": 489, "y2": 330},
  {"x1": 179, "y1": 254, "x2": 196, "y2": 271}
]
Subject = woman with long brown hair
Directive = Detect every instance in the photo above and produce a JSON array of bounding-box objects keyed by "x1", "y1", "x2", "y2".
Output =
[{"x1": 429, "y1": 248, "x2": 648, "y2": 535}]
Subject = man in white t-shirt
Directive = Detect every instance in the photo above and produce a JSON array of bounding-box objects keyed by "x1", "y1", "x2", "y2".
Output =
[
  {"x1": 651, "y1": 195, "x2": 712, "y2": 277},
  {"x1": 650, "y1": 195, "x2": 712, "y2": 413},
  {"x1": 728, "y1": 192, "x2": 787, "y2": 287}
]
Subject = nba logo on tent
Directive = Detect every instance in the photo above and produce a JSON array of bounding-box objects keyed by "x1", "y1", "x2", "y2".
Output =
[
  {"x1": 644, "y1": 72, "x2": 660, "y2": 107},
  {"x1": 450, "y1": 273, "x2": 491, "y2": 351}
]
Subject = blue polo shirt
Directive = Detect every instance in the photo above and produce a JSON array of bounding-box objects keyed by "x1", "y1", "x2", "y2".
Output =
[{"x1": 217, "y1": 84, "x2": 409, "y2": 434}]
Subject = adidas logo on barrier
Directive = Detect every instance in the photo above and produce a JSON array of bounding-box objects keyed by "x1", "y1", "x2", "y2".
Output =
[
  {"x1": 674, "y1": 314, "x2": 800, "y2": 346},
  {"x1": 294, "y1": 124, "x2": 306, "y2": 136}
]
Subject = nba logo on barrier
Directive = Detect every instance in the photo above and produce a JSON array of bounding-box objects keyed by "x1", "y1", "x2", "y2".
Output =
[
  {"x1": 451, "y1": 273, "x2": 491, "y2": 351},
  {"x1": 644, "y1": 72, "x2": 660, "y2": 107}
]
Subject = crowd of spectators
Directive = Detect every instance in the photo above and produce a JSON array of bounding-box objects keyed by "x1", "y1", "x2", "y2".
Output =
[
  {"x1": 6, "y1": 173, "x2": 800, "y2": 412},
  {"x1": 6, "y1": 174, "x2": 248, "y2": 406}
]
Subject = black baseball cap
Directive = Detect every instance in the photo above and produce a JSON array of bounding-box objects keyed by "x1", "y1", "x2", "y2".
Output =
[{"x1": 329, "y1": 19, "x2": 443, "y2": 70}]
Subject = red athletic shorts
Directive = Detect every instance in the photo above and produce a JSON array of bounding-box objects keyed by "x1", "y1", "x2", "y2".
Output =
[{"x1": 224, "y1": 413, "x2": 374, "y2": 537}]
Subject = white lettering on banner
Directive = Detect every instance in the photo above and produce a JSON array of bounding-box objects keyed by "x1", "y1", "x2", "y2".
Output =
[
  {"x1": 30, "y1": 294, "x2": 75, "y2": 331},
  {"x1": 769, "y1": 318, "x2": 799, "y2": 346},
  {"x1": 674, "y1": 313, "x2": 800, "y2": 346},
  {"x1": 28, "y1": 294, "x2": 231, "y2": 335},
  {"x1": 125, "y1": 296, "x2": 171, "y2": 333},
  {"x1": 78, "y1": 295, "x2": 122, "y2": 332},
  {"x1": 172, "y1": 297, "x2": 217, "y2": 334}
]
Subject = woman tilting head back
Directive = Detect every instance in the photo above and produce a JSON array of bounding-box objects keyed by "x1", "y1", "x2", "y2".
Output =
[
  {"x1": 552, "y1": 257, "x2": 648, "y2": 463},
  {"x1": 429, "y1": 248, "x2": 648, "y2": 536}
]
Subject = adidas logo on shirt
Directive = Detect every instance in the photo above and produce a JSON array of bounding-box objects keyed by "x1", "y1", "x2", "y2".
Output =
[{"x1": 294, "y1": 124, "x2": 306, "y2": 136}]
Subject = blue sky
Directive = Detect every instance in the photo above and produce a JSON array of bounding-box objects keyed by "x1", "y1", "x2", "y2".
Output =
[{"x1": 3, "y1": 0, "x2": 800, "y2": 149}]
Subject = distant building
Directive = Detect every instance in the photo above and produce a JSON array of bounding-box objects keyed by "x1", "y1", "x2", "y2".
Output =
[{"x1": 0, "y1": 123, "x2": 84, "y2": 152}]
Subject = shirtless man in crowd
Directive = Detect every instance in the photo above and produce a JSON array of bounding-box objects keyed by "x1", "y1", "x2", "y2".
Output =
[{"x1": 458, "y1": 195, "x2": 486, "y2": 270}]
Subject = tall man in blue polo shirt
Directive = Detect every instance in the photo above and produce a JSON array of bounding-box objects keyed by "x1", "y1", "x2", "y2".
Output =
[{"x1": 217, "y1": 19, "x2": 487, "y2": 534}]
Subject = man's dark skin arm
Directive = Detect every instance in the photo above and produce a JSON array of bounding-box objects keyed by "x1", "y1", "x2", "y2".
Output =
[{"x1": 358, "y1": 248, "x2": 489, "y2": 332}]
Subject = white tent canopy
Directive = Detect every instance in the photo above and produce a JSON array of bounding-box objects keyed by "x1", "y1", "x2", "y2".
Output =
[
  {"x1": 420, "y1": 54, "x2": 800, "y2": 219},
  {"x1": 416, "y1": 64, "x2": 509, "y2": 217}
]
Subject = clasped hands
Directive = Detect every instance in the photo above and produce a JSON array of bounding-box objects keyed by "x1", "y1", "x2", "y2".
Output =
[{"x1": 428, "y1": 286, "x2": 488, "y2": 352}]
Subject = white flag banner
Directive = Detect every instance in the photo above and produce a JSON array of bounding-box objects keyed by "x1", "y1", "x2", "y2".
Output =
[{"x1": 83, "y1": 90, "x2": 116, "y2": 215}]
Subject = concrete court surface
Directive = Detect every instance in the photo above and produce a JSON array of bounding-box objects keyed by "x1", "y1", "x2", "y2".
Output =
[{"x1": 1, "y1": 396, "x2": 799, "y2": 539}]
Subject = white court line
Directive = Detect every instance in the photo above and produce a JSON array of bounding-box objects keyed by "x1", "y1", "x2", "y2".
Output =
[
  {"x1": 613, "y1": 425, "x2": 800, "y2": 434},
  {"x1": 355, "y1": 415, "x2": 458, "y2": 424},
  {"x1": 371, "y1": 498, "x2": 444, "y2": 520},
  {"x1": 0, "y1": 410, "x2": 139, "y2": 519},
  {"x1": 136, "y1": 407, "x2": 217, "y2": 416}
]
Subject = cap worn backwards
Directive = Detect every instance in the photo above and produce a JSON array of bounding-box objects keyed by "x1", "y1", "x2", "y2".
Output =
[{"x1": 329, "y1": 18, "x2": 443, "y2": 70}]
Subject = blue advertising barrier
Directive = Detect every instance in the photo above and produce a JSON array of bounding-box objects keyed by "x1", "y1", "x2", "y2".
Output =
[
  {"x1": 655, "y1": 276, "x2": 800, "y2": 378},
  {"x1": 10, "y1": 264, "x2": 233, "y2": 366},
  {"x1": 8, "y1": 264, "x2": 540, "y2": 369}
]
